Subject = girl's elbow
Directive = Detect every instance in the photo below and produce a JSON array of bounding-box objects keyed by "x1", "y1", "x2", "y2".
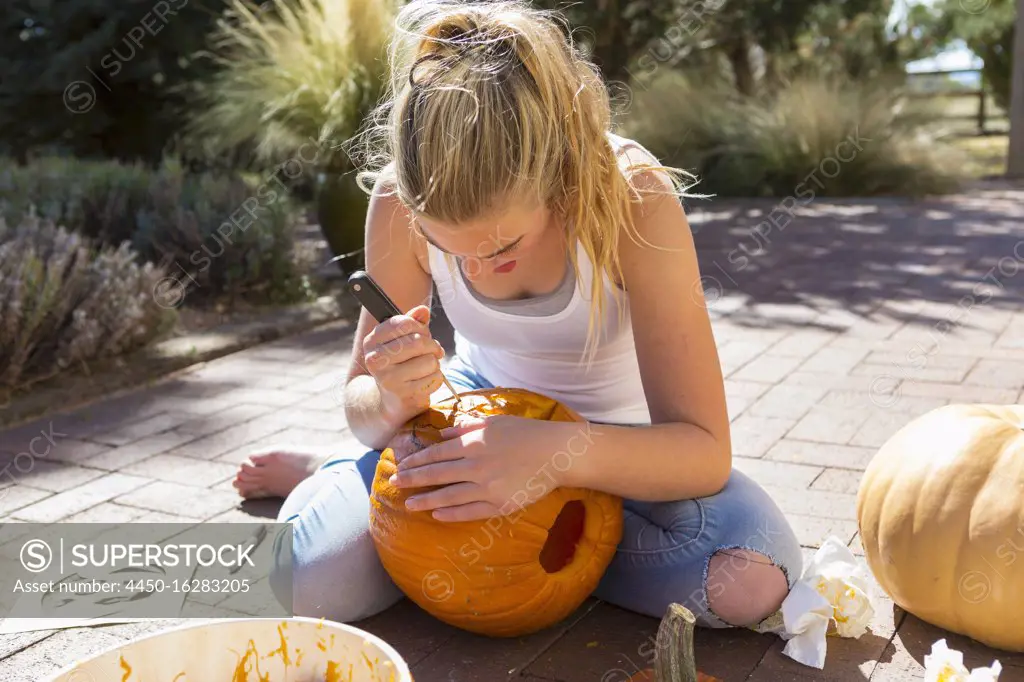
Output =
[{"x1": 709, "y1": 440, "x2": 732, "y2": 492}]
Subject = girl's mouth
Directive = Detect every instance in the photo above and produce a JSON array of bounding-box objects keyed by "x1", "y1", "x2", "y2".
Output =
[{"x1": 493, "y1": 260, "x2": 517, "y2": 274}]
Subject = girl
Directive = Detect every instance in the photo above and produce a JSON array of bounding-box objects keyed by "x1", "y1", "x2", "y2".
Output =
[{"x1": 247, "y1": 0, "x2": 802, "y2": 631}]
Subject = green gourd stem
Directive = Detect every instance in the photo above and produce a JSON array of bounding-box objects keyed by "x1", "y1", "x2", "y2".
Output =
[{"x1": 654, "y1": 603, "x2": 699, "y2": 682}]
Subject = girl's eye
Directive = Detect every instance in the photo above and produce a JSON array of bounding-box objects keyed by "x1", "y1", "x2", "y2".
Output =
[{"x1": 491, "y1": 242, "x2": 520, "y2": 259}]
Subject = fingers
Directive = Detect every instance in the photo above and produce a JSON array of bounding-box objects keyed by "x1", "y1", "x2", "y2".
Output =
[
  {"x1": 367, "y1": 347, "x2": 444, "y2": 407},
  {"x1": 405, "y1": 372, "x2": 446, "y2": 399},
  {"x1": 375, "y1": 359, "x2": 441, "y2": 405},
  {"x1": 408, "y1": 304, "x2": 431, "y2": 324},
  {"x1": 438, "y1": 418, "x2": 489, "y2": 439},
  {"x1": 405, "y1": 481, "x2": 483, "y2": 512},
  {"x1": 357, "y1": 304, "x2": 450, "y2": 417},
  {"x1": 365, "y1": 332, "x2": 443, "y2": 370},
  {"x1": 397, "y1": 438, "x2": 465, "y2": 471},
  {"x1": 431, "y1": 501, "x2": 501, "y2": 523},
  {"x1": 376, "y1": 330, "x2": 443, "y2": 360},
  {"x1": 380, "y1": 353, "x2": 442, "y2": 384},
  {"x1": 392, "y1": 454, "x2": 474, "y2": 489},
  {"x1": 364, "y1": 305, "x2": 431, "y2": 347}
]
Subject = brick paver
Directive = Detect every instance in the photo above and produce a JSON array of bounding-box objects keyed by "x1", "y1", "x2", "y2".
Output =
[
  {"x1": 9, "y1": 473, "x2": 151, "y2": 523},
  {"x1": 729, "y1": 414, "x2": 800, "y2": 457},
  {"x1": 1, "y1": 186, "x2": 1022, "y2": 680}
]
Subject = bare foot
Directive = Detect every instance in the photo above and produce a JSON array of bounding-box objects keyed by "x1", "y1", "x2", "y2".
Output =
[{"x1": 233, "y1": 449, "x2": 328, "y2": 499}]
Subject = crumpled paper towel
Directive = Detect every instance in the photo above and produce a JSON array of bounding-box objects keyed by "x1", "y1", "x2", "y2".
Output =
[
  {"x1": 750, "y1": 535, "x2": 875, "y2": 669},
  {"x1": 924, "y1": 639, "x2": 1001, "y2": 681}
]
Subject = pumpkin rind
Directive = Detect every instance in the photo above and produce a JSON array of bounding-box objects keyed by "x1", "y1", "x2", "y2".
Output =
[
  {"x1": 368, "y1": 388, "x2": 624, "y2": 637},
  {"x1": 856, "y1": 404, "x2": 1024, "y2": 652}
]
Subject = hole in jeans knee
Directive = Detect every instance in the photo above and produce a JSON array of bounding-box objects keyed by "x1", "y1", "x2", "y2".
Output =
[{"x1": 704, "y1": 547, "x2": 788, "y2": 627}]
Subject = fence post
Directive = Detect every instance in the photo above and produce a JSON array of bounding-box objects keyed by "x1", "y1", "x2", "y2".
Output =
[
  {"x1": 977, "y1": 72, "x2": 986, "y2": 135},
  {"x1": 1008, "y1": 0, "x2": 1024, "y2": 177}
]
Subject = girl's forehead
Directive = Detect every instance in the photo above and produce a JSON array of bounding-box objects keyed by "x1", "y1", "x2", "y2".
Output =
[
  {"x1": 414, "y1": 201, "x2": 546, "y2": 235},
  {"x1": 413, "y1": 203, "x2": 549, "y2": 256}
]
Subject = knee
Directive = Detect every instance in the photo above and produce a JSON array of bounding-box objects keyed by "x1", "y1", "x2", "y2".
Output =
[
  {"x1": 270, "y1": 521, "x2": 401, "y2": 623},
  {"x1": 705, "y1": 548, "x2": 789, "y2": 627},
  {"x1": 289, "y1": 564, "x2": 393, "y2": 623}
]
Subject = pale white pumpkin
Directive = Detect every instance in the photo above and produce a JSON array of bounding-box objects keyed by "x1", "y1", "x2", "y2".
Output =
[{"x1": 857, "y1": 404, "x2": 1024, "y2": 652}]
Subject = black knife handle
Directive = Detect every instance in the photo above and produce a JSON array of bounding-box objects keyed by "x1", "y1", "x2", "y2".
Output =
[{"x1": 347, "y1": 270, "x2": 403, "y2": 323}]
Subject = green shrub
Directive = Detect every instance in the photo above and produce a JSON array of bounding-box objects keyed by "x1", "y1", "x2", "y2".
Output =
[
  {"x1": 185, "y1": 0, "x2": 396, "y2": 173},
  {"x1": 131, "y1": 162, "x2": 309, "y2": 304},
  {"x1": 0, "y1": 157, "x2": 309, "y2": 305},
  {"x1": 621, "y1": 71, "x2": 966, "y2": 197},
  {"x1": 184, "y1": 0, "x2": 399, "y2": 272},
  {"x1": 0, "y1": 157, "x2": 151, "y2": 246},
  {"x1": 0, "y1": 212, "x2": 176, "y2": 391}
]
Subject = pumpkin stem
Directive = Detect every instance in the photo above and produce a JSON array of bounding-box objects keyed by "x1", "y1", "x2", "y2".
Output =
[{"x1": 653, "y1": 603, "x2": 699, "y2": 682}]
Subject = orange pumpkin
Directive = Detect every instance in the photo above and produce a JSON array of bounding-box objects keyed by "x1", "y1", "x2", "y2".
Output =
[
  {"x1": 857, "y1": 404, "x2": 1024, "y2": 652},
  {"x1": 368, "y1": 388, "x2": 623, "y2": 637}
]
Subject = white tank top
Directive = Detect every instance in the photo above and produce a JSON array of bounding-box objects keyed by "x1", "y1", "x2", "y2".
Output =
[{"x1": 428, "y1": 239, "x2": 652, "y2": 424}]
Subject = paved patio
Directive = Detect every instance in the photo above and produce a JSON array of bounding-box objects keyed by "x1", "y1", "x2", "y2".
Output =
[{"x1": 1, "y1": 183, "x2": 1023, "y2": 681}]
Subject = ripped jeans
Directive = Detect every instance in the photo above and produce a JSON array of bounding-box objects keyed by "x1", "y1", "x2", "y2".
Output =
[{"x1": 273, "y1": 355, "x2": 803, "y2": 628}]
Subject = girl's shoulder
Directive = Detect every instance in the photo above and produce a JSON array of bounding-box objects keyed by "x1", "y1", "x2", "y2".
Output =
[
  {"x1": 606, "y1": 132, "x2": 673, "y2": 192},
  {"x1": 364, "y1": 170, "x2": 432, "y2": 278},
  {"x1": 606, "y1": 132, "x2": 680, "y2": 202},
  {"x1": 607, "y1": 132, "x2": 661, "y2": 168}
]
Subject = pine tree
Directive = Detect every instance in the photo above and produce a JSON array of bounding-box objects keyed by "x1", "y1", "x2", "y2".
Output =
[{"x1": 0, "y1": 0, "x2": 227, "y2": 164}]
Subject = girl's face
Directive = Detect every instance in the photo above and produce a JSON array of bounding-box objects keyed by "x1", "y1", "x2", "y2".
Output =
[{"x1": 413, "y1": 201, "x2": 553, "y2": 280}]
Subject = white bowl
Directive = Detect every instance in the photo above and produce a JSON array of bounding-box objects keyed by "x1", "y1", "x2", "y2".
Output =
[{"x1": 44, "y1": 617, "x2": 413, "y2": 682}]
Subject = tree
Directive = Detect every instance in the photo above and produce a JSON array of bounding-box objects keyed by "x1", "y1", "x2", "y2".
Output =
[
  {"x1": 787, "y1": 0, "x2": 935, "y2": 82},
  {"x1": 698, "y1": 0, "x2": 849, "y2": 94},
  {"x1": 0, "y1": 0, "x2": 227, "y2": 165},
  {"x1": 627, "y1": 0, "x2": 835, "y2": 95},
  {"x1": 535, "y1": 1, "x2": 916, "y2": 96},
  {"x1": 909, "y1": 0, "x2": 1016, "y2": 111},
  {"x1": 532, "y1": 0, "x2": 685, "y2": 85},
  {"x1": 1009, "y1": 0, "x2": 1024, "y2": 177}
]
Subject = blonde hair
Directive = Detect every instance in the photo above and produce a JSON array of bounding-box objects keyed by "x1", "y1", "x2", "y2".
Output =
[{"x1": 354, "y1": 0, "x2": 699, "y2": 361}]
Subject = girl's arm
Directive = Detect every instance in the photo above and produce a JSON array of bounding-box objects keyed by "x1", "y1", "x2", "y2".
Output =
[
  {"x1": 388, "y1": 152, "x2": 732, "y2": 519},
  {"x1": 343, "y1": 184, "x2": 443, "y2": 450},
  {"x1": 560, "y1": 153, "x2": 732, "y2": 502}
]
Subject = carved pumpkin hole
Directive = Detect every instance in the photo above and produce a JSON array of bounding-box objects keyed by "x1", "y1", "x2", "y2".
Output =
[{"x1": 539, "y1": 500, "x2": 586, "y2": 573}]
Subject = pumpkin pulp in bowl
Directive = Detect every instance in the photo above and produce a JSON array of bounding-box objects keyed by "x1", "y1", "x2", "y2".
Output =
[{"x1": 43, "y1": 618, "x2": 412, "y2": 682}]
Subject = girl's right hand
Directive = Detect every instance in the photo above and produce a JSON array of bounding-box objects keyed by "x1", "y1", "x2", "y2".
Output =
[{"x1": 361, "y1": 304, "x2": 447, "y2": 420}]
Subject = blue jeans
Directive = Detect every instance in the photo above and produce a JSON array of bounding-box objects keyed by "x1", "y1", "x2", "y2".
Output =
[{"x1": 273, "y1": 356, "x2": 803, "y2": 627}]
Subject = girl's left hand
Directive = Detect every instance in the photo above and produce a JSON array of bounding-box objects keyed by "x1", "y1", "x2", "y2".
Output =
[{"x1": 390, "y1": 415, "x2": 572, "y2": 522}]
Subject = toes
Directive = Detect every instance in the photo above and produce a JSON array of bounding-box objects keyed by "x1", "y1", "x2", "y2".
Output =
[
  {"x1": 237, "y1": 462, "x2": 257, "y2": 477},
  {"x1": 233, "y1": 478, "x2": 268, "y2": 499},
  {"x1": 238, "y1": 473, "x2": 264, "y2": 486},
  {"x1": 236, "y1": 465, "x2": 267, "y2": 485},
  {"x1": 232, "y1": 450, "x2": 325, "y2": 500}
]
